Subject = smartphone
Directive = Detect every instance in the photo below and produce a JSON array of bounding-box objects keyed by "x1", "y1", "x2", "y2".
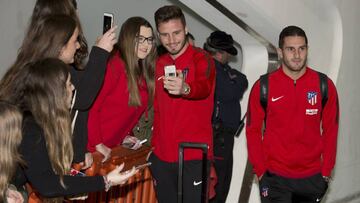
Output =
[
  {"x1": 122, "y1": 142, "x2": 135, "y2": 149},
  {"x1": 164, "y1": 65, "x2": 176, "y2": 77},
  {"x1": 103, "y1": 12, "x2": 114, "y2": 34},
  {"x1": 135, "y1": 162, "x2": 152, "y2": 170}
]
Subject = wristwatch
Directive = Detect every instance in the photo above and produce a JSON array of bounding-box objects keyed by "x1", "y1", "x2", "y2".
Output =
[{"x1": 182, "y1": 83, "x2": 191, "y2": 95}]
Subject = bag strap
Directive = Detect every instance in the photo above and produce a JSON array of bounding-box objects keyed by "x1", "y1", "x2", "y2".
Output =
[
  {"x1": 317, "y1": 71, "x2": 328, "y2": 109},
  {"x1": 259, "y1": 73, "x2": 269, "y2": 112}
]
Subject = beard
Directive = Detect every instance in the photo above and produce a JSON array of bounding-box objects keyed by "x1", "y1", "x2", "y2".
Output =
[
  {"x1": 282, "y1": 57, "x2": 307, "y2": 72},
  {"x1": 166, "y1": 38, "x2": 187, "y2": 56}
]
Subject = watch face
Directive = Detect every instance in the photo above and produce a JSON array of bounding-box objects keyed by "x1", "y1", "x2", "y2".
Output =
[{"x1": 184, "y1": 85, "x2": 190, "y2": 94}]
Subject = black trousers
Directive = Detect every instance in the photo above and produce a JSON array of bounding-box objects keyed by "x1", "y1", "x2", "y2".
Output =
[
  {"x1": 210, "y1": 126, "x2": 236, "y2": 203},
  {"x1": 259, "y1": 171, "x2": 328, "y2": 203},
  {"x1": 149, "y1": 153, "x2": 204, "y2": 203}
]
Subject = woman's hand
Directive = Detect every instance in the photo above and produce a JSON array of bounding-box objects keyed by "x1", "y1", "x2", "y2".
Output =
[
  {"x1": 95, "y1": 143, "x2": 111, "y2": 162},
  {"x1": 95, "y1": 26, "x2": 118, "y2": 52},
  {"x1": 122, "y1": 135, "x2": 142, "y2": 150},
  {"x1": 106, "y1": 163, "x2": 138, "y2": 186},
  {"x1": 80, "y1": 152, "x2": 94, "y2": 169},
  {"x1": 6, "y1": 188, "x2": 24, "y2": 203}
]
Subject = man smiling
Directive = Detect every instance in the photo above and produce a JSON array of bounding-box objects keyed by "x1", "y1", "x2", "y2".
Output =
[{"x1": 149, "y1": 5, "x2": 216, "y2": 203}]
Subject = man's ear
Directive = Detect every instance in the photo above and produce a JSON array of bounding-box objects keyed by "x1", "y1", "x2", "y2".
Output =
[{"x1": 277, "y1": 47, "x2": 283, "y2": 59}]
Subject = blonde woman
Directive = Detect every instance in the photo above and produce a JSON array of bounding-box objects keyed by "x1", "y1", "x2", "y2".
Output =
[{"x1": 0, "y1": 101, "x2": 23, "y2": 203}]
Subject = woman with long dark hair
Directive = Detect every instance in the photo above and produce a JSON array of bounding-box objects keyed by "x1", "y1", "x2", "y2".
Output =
[
  {"x1": 0, "y1": 0, "x2": 117, "y2": 168},
  {"x1": 12, "y1": 58, "x2": 136, "y2": 202},
  {"x1": 87, "y1": 16, "x2": 156, "y2": 161}
]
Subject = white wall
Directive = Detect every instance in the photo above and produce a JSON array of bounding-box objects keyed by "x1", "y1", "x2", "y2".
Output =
[
  {"x1": 0, "y1": 0, "x2": 242, "y2": 76},
  {"x1": 0, "y1": 0, "x2": 35, "y2": 76},
  {"x1": 326, "y1": 1, "x2": 360, "y2": 202}
]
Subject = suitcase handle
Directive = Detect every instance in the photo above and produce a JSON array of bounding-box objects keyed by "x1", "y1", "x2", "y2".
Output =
[{"x1": 178, "y1": 142, "x2": 209, "y2": 203}]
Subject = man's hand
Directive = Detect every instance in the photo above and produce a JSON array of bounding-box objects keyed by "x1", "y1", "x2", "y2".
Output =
[
  {"x1": 163, "y1": 70, "x2": 188, "y2": 95},
  {"x1": 258, "y1": 173, "x2": 264, "y2": 181},
  {"x1": 95, "y1": 143, "x2": 111, "y2": 162}
]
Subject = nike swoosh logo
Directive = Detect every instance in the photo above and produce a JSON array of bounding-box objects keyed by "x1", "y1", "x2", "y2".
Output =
[
  {"x1": 271, "y1": 96, "x2": 284, "y2": 102},
  {"x1": 193, "y1": 181, "x2": 202, "y2": 186}
]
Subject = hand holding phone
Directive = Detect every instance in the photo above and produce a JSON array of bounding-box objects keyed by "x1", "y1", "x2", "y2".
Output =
[
  {"x1": 103, "y1": 12, "x2": 114, "y2": 34},
  {"x1": 122, "y1": 136, "x2": 144, "y2": 150}
]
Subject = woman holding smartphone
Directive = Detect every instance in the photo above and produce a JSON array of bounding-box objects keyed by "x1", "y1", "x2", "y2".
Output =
[
  {"x1": 10, "y1": 58, "x2": 137, "y2": 202},
  {"x1": 0, "y1": 0, "x2": 117, "y2": 169},
  {"x1": 87, "y1": 16, "x2": 156, "y2": 161}
]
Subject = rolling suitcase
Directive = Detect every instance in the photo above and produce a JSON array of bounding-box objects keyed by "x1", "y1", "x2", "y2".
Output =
[{"x1": 178, "y1": 142, "x2": 210, "y2": 203}]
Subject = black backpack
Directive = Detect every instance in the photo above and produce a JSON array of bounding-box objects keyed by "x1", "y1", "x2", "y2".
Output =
[
  {"x1": 235, "y1": 71, "x2": 328, "y2": 137},
  {"x1": 259, "y1": 71, "x2": 328, "y2": 114}
]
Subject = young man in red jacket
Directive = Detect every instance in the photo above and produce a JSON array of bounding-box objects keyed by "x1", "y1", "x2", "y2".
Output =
[
  {"x1": 246, "y1": 26, "x2": 339, "y2": 203},
  {"x1": 149, "y1": 5, "x2": 216, "y2": 203}
]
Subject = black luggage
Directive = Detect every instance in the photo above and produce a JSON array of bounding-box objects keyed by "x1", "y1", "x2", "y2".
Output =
[{"x1": 178, "y1": 142, "x2": 210, "y2": 203}]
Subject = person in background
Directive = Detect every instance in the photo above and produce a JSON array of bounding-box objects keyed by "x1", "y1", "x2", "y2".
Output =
[
  {"x1": 0, "y1": 101, "x2": 24, "y2": 203},
  {"x1": 0, "y1": 0, "x2": 117, "y2": 169},
  {"x1": 187, "y1": 32, "x2": 195, "y2": 46},
  {"x1": 149, "y1": 5, "x2": 216, "y2": 203},
  {"x1": 246, "y1": 25, "x2": 339, "y2": 203},
  {"x1": 87, "y1": 16, "x2": 156, "y2": 161},
  {"x1": 11, "y1": 58, "x2": 137, "y2": 202},
  {"x1": 204, "y1": 30, "x2": 248, "y2": 203}
]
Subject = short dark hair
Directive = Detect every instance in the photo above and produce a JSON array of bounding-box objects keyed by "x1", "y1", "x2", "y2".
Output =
[
  {"x1": 154, "y1": 5, "x2": 186, "y2": 29},
  {"x1": 279, "y1": 25, "x2": 308, "y2": 48},
  {"x1": 187, "y1": 32, "x2": 195, "y2": 41}
]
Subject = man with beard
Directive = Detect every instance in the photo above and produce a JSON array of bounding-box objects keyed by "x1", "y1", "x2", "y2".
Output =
[
  {"x1": 246, "y1": 26, "x2": 339, "y2": 203},
  {"x1": 149, "y1": 5, "x2": 215, "y2": 203}
]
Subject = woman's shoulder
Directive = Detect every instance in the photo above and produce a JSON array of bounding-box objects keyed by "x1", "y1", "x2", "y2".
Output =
[
  {"x1": 108, "y1": 51, "x2": 125, "y2": 67},
  {"x1": 106, "y1": 52, "x2": 126, "y2": 76}
]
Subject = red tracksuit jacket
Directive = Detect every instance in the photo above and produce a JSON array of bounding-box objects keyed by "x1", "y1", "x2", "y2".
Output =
[
  {"x1": 152, "y1": 45, "x2": 216, "y2": 162},
  {"x1": 87, "y1": 53, "x2": 148, "y2": 152},
  {"x1": 246, "y1": 67, "x2": 339, "y2": 178}
]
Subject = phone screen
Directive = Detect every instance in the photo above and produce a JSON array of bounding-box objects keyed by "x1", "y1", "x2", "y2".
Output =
[
  {"x1": 164, "y1": 65, "x2": 176, "y2": 77},
  {"x1": 122, "y1": 142, "x2": 135, "y2": 149},
  {"x1": 103, "y1": 13, "x2": 113, "y2": 34}
]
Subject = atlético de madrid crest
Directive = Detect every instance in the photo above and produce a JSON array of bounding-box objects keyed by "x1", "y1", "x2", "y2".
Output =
[{"x1": 307, "y1": 91, "x2": 317, "y2": 105}]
